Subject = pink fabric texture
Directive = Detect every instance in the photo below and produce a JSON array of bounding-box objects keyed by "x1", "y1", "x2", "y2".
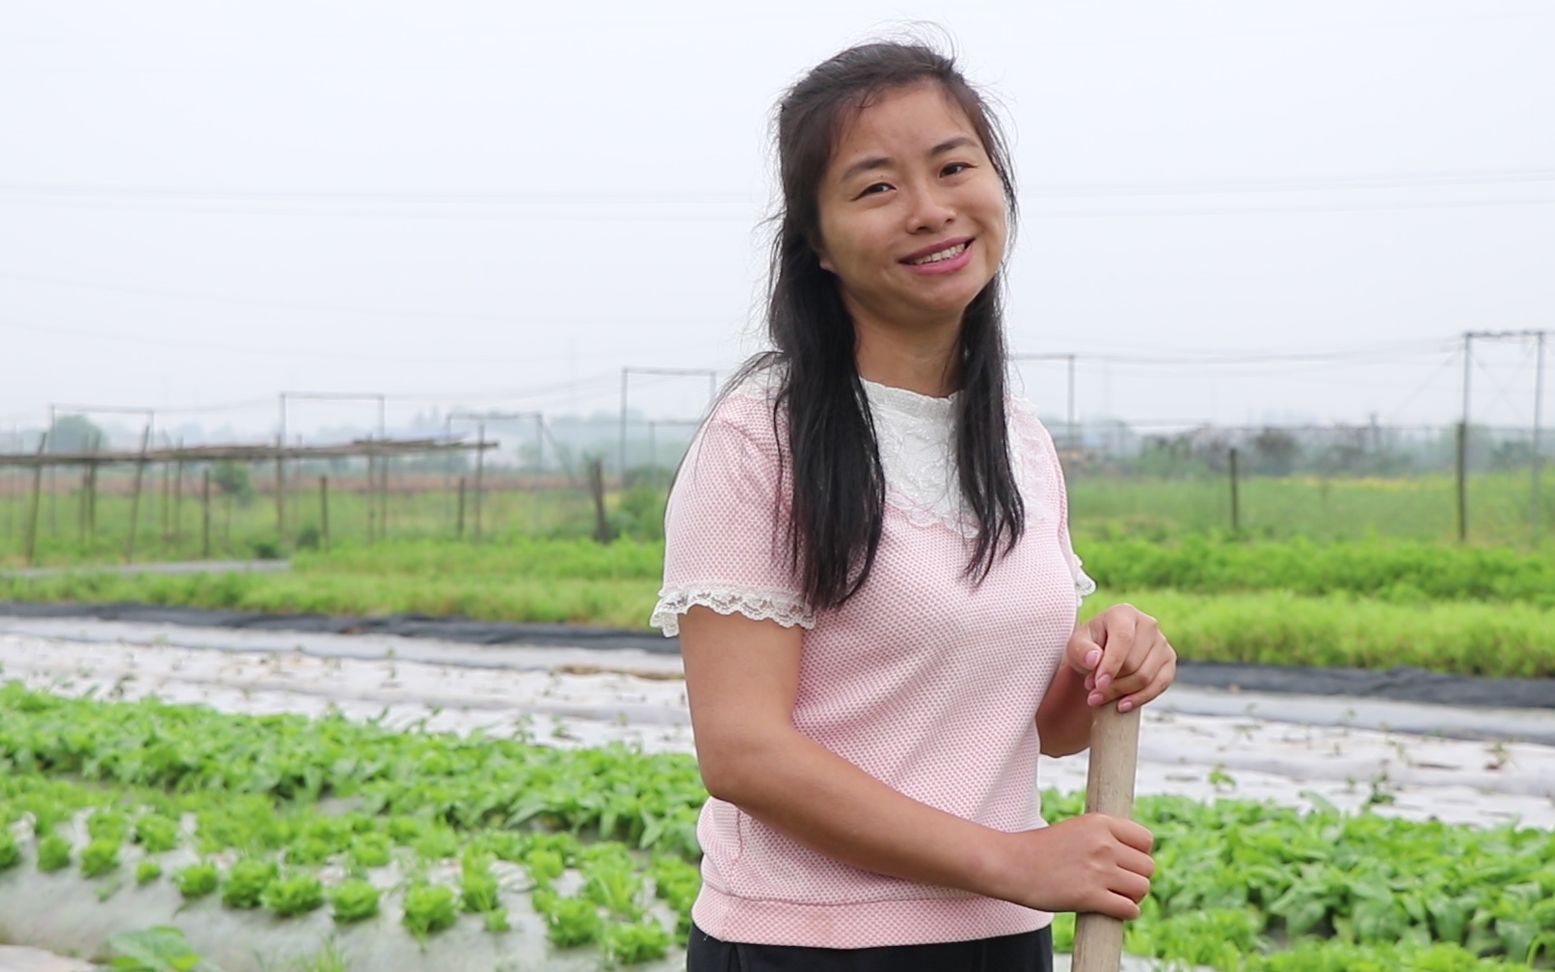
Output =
[{"x1": 650, "y1": 373, "x2": 1095, "y2": 948}]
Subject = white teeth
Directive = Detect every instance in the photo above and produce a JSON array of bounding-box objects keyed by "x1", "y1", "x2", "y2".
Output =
[{"x1": 908, "y1": 242, "x2": 968, "y2": 265}]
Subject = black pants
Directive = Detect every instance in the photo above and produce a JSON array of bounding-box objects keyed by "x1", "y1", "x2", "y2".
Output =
[{"x1": 687, "y1": 922, "x2": 1054, "y2": 972}]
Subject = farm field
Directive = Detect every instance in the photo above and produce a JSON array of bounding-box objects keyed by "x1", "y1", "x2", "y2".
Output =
[
  {"x1": 0, "y1": 618, "x2": 1552, "y2": 970},
  {"x1": 5, "y1": 534, "x2": 1555, "y2": 678},
  {"x1": 3, "y1": 467, "x2": 1553, "y2": 567},
  {"x1": 0, "y1": 477, "x2": 1551, "y2": 969}
]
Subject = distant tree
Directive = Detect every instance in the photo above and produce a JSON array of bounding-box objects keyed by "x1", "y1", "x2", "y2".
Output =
[
  {"x1": 1310, "y1": 427, "x2": 1373, "y2": 475},
  {"x1": 1249, "y1": 428, "x2": 1301, "y2": 476},
  {"x1": 46, "y1": 414, "x2": 106, "y2": 453},
  {"x1": 212, "y1": 460, "x2": 255, "y2": 501},
  {"x1": 515, "y1": 442, "x2": 542, "y2": 469},
  {"x1": 1129, "y1": 433, "x2": 1216, "y2": 478},
  {"x1": 1489, "y1": 438, "x2": 1535, "y2": 471}
]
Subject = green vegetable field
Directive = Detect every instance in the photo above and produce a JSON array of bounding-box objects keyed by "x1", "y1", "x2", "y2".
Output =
[
  {"x1": 0, "y1": 686, "x2": 1551, "y2": 969},
  {"x1": 6, "y1": 533, "x2": 1554, "y2": 677}
]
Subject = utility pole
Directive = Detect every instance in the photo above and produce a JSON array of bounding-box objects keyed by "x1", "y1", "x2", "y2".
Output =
[
  {"x1": 1459, "y1": 333, "x2": 1472, "y2": 543},
  {"x1": 1534, "y1": 330, "x2": 1547, "y2": 544},
  {"x1": 1011, "y1": 353, "x2": 1079, "y2": 452},
  {"x1": 1459, "y1": 329, "x2": 1550, "y2": 545},
  {"x1": 619, "y1": 367, "x2": 718, "y2": 484}
]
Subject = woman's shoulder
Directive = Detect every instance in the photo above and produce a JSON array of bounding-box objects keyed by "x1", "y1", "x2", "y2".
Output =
[
  {"x1": 700, "y1": 355, "x2": 789, "y2": 451},
  {"x1": 668, "y1": 358, "x2": 793, "y2": 517},
  {"x1": 1005, "y1": 391, "x2": 1058, "y2": 458}
]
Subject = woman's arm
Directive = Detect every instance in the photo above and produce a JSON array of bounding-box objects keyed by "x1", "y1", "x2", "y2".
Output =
[
  {"x1": 1035, "y1": 655, "x2": 1094, "y2": 758},
  {"x1": 680, "y1": 605, "x2": 1157, "y2": 919}
]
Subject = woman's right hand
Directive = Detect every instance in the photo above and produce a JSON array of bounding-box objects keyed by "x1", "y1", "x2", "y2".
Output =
[{"x1": 989, "y1": 813, "x2": 1156, "y2": 919}]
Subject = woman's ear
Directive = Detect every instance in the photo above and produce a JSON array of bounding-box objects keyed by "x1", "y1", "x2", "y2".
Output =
[{"x1": 809, "y1": 234, "x2": 834, "y2": 273}]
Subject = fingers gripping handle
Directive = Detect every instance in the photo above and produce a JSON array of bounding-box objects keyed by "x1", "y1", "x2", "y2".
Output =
[{"x1": 1071, "y1": 703, "x2": 1143, "y2": 972}]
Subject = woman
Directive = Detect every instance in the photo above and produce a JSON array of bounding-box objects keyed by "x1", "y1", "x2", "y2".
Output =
[{"x1": 650, "y1": 39, "x2": 1178, "y2": 972}]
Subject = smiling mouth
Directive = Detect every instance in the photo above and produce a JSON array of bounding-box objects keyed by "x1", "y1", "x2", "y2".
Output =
[{"x1": 902, "y1": 240, "x2": 972, "y2": 266}]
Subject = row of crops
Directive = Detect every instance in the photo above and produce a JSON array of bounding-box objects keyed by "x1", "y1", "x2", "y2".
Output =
[
  {"x1": 0, "y1": 684, "x2": 1551, "y2": 969},
  {"x1": 4, "y1": 536, "x2": 1555, "y2": 677}
]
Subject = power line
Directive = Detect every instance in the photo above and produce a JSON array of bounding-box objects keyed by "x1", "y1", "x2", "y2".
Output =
[
  {"x1": 3, "y1": 372, "x2": 636, "y2": 421},
  {"x1": 0, "y1": 313, "x2": 712, "y2": 364},
  {"x1": 1032, "y1": 195, "x2": 1555, "y2": 219},
  {"x1": 5, "y1": 193, "x2": 1548, "y2": 221},
  {"x1": 2, "y1": 169, "x2": 1552, "y2": 219},
  {"x1": 1470, "y1": 340, "x2": 1538, "y2": 421},
  {"x1": 0, "y1": 314, "x2": 512, "y2": 362},
  {"x1": 1013, "y1": 337, "x2": 1454, "y2": 368},
  {"x1": 3, "y1": 166, "x2": 1552, "y2": 204},
  {"x1": 1381, "y1": 347, "x2": 1463, "y2": 426},
  {"x1": 0, "y1": 183, "x2": 754, "y2": 205},
  {"x1": 0, "y1": 268, "x2": 731, "y2": 329},
  {"x1": 0, "y1": 195, "x2": 755, "y2": 223},
  {"x1": 1021, "y1": 166, "x2": 1555, "y2": 199}
]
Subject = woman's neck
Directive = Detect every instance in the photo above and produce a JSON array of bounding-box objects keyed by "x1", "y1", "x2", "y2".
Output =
[{"x1": 849, "y1": 302, "x2": 962, "y2": 399}]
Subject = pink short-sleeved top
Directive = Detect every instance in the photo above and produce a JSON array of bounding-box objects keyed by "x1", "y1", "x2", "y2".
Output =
[{"x1": 649, "y1": 365, "x2": 1097, "y2": 949}]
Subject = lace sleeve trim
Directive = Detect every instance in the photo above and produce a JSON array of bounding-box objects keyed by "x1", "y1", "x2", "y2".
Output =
[
  {"x1": 1072, "y1": 554, "x2": 1098, "y2": 607},
  {"x1": 649, "y1": 586, "x2": 817, "y2": 638}
]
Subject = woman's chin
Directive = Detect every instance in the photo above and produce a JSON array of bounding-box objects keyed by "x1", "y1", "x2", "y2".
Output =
[{"x1": 908, "y1": 273, "x2": 995, "y2": 317}]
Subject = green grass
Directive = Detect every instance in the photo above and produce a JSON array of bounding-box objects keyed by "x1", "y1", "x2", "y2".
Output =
[
  {"x1": 4, "y1": 465, "x2": 1553, "y2": 569},
  {"x1": 1077, "y1": 589, "x2": 1555, "y2": 678},
  {"x1": 0, "y1": 561, "x2": 658, "y2": 629},
  {"x1": 4, "y1": 535, "x2": 1554, "y2": 677},
  {"x1": 1070, "y1": 468, "x2": 1555, "y2": 547},
  {"x1": 0, "y1": 482, "x2": 611, "y2": 568},
  {"x1": 1079, "y1": 535, "x2": 1555, "y2": 607}
]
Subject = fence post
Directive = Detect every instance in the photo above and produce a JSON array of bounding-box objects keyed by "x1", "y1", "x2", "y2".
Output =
[
  {"x1": 48, "y1": 447, "x2": 57, "y2": 539},
  {"x1": 160, "y1": 451, "x2": 171, "y2": 543},
  {"x1": 365, "y1": 453, "x2": 375, "y2": 543},
  {"x1": 1228, "y1": 446, "x2": 1241, "y2": 534},
  {"x1": 1456, "y1": 421, "x2": 1468, "y2": 543},
  {"x1": 77, "y1": 465, "x2": 89, "y2": 545},
  {"x1": 456, "y1": 476, "x2": 467, "y2": 539},
  {"x1": 588, "y1": 457, "x2": 613, "y2": 544},
  {"x1": 319, "y1": 474, "x2": 331, "y2": 551},
  {"x1": 124, "y1": 426, "x2": 151, "y2": 563},
  {"x1": 473, "y1": 425, "x2": 486, "y2": 542},
  {"x1": 173, "y1": 445, "x2": 184, "y2": 544},
  {"x1": 4, "y1": 441, "x2": 14, "y2": 549},
  {"x1": 274, "y1": 435, "x2": 285, "y2": 548},
  {"x1": 379, "y1": 453, "x2": 390, "y2": 542},
  {"x1": 1532, "y1": 330, "x2": 1545, "y2": 547},
  {"x1": 202, "y1": 469, "x2": 212, "y2": 559},
  {"x1": 23, "y1": 431, "x2": 47, "y2": 565},
  {"x1": 85, "y1": 461, "x2": 98, "y2": 549},
  {"x1": 85, "y1": 433, "x2": 100, "y2": 548}
]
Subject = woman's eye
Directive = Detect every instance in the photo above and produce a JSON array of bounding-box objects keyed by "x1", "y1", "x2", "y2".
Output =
[
  {"x1": 943, "y1": 162, "x2": 972, "y2": 176},
  {"x1": 859, "y1": 182, "x2": 891, "y2": 197}
]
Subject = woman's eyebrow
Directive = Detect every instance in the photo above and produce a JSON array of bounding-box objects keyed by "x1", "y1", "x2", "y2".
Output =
[{"x1": 837, "y1": 135, "x2": 980, "y2": 184}]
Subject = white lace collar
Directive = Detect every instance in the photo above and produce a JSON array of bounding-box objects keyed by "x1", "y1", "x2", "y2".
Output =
[{"x1": 728, "y1": 369, "x2": 1043, "y2": 537}]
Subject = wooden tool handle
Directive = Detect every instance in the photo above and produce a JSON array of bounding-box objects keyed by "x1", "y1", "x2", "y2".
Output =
[{"x1": 1071, "y1": 702, "x2": 1143, "y2": 972}]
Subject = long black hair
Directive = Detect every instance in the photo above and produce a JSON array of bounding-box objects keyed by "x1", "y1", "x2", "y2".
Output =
[{"x1": 716, "y1": 39, "x2": 1024, "y2": 612}]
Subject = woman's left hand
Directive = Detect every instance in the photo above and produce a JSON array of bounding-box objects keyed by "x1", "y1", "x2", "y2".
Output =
[{"x1": 1065, "y1": 604, "x2": 1177, "y2": 714}]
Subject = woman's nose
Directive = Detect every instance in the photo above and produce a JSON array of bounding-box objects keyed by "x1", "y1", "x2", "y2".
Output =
[{"x1": 904, "y1": 184, "x2": 956, "y2": 232}]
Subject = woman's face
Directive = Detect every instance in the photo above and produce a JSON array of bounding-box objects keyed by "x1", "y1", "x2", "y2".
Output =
[{"x1": 814, "y1": 81, "x2": 1008, "y2": 331}]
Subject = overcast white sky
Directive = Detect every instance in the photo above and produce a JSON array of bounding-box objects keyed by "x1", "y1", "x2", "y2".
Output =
[{"x1": 2, "y1": 0, "x2": 1553, "y2": 441}]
